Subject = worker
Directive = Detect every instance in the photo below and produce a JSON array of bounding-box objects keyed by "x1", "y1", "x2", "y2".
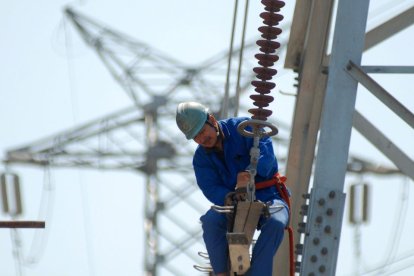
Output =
[{"x1": 176, "y1": 101, "x2": 289, "y2": 276}]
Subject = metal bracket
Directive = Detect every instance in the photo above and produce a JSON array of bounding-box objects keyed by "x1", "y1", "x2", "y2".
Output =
[
  {"x1": 227, "y1": 201, "x2": 265, "y2": 274},
  {"x1": 300, "y1": 187, "x2": 346, "y2": 275}
]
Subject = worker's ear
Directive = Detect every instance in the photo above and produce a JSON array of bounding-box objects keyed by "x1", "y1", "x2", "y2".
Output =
[
  {"x1": 208, "y1": 114, "x2": 215, "y2": 124},
  {"x1": 209, "y1": 115, "x2": 220, "y2": 136},
  {"x1": 210, "y1": 115, "x2": 219, "y2": 128}
]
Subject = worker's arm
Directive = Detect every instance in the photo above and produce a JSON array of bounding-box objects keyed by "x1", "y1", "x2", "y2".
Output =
[
  {"x1": 193, "y1": 164, "x2": 233, "y2": 206},
  {"x1": 236, "y1": 171, "x2": 250, "y2": 189},
  {"x1": 193, "y1": 153, "x2": 233, "y2": 206},
  {"x1": 258, "y1": 135, "x2": 278, "y2": 176}
]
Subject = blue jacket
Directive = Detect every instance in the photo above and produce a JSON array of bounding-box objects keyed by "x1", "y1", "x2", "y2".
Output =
[{"x1": 193, "y1": 117, "x2": 280, "y2": 206}]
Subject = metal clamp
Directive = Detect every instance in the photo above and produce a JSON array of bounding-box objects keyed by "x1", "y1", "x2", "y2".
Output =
[
  {"x1": 237, "y1": 119, "x2": 278, "y2": 138},
  {"x1": 211, "y1": 205, "x2": 234, "y2": 213}
]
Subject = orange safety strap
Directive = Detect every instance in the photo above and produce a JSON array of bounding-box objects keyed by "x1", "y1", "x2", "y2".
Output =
[{"x1": 256, "y1": 173, "x2": 295, "y2": 276}]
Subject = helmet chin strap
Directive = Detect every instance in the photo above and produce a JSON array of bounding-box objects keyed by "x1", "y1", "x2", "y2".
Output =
[{"x1": 205, "y1": 121, "x2": 219, "y2": 136}]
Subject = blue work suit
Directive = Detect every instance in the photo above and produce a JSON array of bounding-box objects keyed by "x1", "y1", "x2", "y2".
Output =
[{"x1": 193, "y1": 117, "x2": 289, "y2": 275}]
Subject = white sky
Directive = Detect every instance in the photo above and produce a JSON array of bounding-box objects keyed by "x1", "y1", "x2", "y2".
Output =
[{"x1": 0, "y1": 1, "x2": 414, "y2": 276}]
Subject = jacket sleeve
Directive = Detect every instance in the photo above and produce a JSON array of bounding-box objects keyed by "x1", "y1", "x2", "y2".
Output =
[{"x1": 193, "y1": 152, "x2": 233, "y2": 206}]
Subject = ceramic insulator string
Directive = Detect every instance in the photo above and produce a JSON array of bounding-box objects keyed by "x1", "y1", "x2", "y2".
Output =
[{"x1": 249, "y1": 0, "x2": 285, "y2": 121}]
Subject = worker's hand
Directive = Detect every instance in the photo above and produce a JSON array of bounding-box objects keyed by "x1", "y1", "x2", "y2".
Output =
[
  {"x1": 236, "y1": 171, "x2": 250, "y2": 189},
  {"x1": 225, "y1": 192, "x2": 236, "y2": 206},
  {"x1": 234, "y1": 187, "x2": 247, "y2": 201},
  {"x1": 224, "y1": 189, "x2": 247, "y2": 205}
]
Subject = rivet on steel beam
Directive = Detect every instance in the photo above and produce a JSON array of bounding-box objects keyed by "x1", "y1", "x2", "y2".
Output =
[
  {"x1": 316, "y1": 216, "x2": 323, "y2": 224},
  {"x1": 310, "y1": 255, "x2": 318, "y2": 263},
  {"x1": 326, "y1": 208, "x2": 333, "y2": 216},
  {"x1": 295, "y1": 263, "x2": 301, "y2": 273},
  {"x1": 319, "y1": 265, "x2": 326, "y2": 273},
  {"x1": 298, "y1": 222, "x2": 306, "y2": 231},
  {"x1": 295, "y1": 244, "x2": 303, "y2": 255}
]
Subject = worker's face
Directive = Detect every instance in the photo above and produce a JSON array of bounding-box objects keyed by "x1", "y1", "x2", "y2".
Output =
[{"x1": 193, "y1": 119, "x2": 218, "y2": 148}]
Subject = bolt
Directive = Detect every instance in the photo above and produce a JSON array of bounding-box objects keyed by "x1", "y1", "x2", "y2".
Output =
[
  {"x1": 238, "y1": 256, "x2": 243, "y2": 262},
  {"x1": 311, "y1": 255, "x2": 318, "y2": 263},
  {"x1": 318, "y1": 198, "x2": 325, "y2": 206},
  {"x1": 324, "y1": 225, "x2": 331, "y2": 234},
  {"x1": 298, "y1": 222, "x2": 306, "y2": 233},
  {"x1": 321, "y1": 247, "x2": 328, "y2": 255},
  {"x1": 326, "y1": 208, "x2": 333, "y2": 216},
  {"x1": 329, "y1": 191, "x2": 336, "y2": 198},
  {"x1": 316, "y1": 216, "x2": 323, "y2": 223},
  {"x1": 313, "y1": 238, "x2": 320, "y2": 245},
  {"x1": 319, "y1": 265, "x2": 326, "y2": 273},
  {"x1": 300, "y1": 204, "x2": 309, "y2": 216}
]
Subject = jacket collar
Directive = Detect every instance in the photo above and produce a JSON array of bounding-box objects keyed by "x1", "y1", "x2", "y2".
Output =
[{"x1": 204, "y1": 121, "x2": 226, "y2": 154}]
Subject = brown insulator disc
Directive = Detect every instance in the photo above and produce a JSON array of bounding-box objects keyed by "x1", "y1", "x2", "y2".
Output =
[
  {"x1": 248, "y1": 108, "x2": 273, "y2": 120},
  {"x1": 262, "y1": 0, "x2": 285, "y2": 12},
  {"x1": 260, "y1": 12, "x2": 284, "y2": 26},
  {"x1": 250, "y1": 94, "x2": 274, "y2": 107},
  {"x1": 258, "y1": 26, "x2": 282, "y2": 40},
  {"x1": 255, "y1": 53, "x2": 279, "y2": 67},
  {"x1": 253, "y1": 67, "x2": 277, "y2": 80},
  {"x1": 256, "y1": 40, "x2": 280, "y2": 53},
  {"x1": 251, "y1": 80, "x2": 276, "y2": 94}
]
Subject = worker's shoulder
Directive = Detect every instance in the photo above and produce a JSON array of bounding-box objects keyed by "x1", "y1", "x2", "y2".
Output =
[
  {"x1": 219, "y1": 117, "x2": 250, "y2": 135},
  {"x1": 218, "y1": 117, "x2": 250, "y2": 141},
  {"x1": 219, "y1": 116, "x2": 250, "y2": 126}
]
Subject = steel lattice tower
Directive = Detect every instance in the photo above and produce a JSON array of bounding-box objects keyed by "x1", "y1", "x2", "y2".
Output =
[{"x1": 282, "y1": 1, "x2": 414, "y2": 275}]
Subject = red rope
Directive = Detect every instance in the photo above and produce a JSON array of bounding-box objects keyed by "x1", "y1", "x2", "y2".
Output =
[
  {"x1": 287, "y1": 226, "x2": 295, "y2": 276},
  {"x1": 257, "y1": 173, "x2": 295, "y2": 276}
]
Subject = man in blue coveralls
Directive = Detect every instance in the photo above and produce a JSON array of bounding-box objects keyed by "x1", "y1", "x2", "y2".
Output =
[{"x1": 176, "y1": 101, "x2": 289, "y2": 276}]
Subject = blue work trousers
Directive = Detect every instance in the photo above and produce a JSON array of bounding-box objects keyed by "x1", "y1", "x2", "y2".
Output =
[{"x1": 200, "y1": 199, "x2": 289, "y2": 276}]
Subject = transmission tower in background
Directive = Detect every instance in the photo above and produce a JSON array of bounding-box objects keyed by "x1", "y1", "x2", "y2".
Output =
[
  {"x1": 3, "y1": 7, "x2": 291, "y2": 275},
  {"x1": 4, "y1": 3, "x2": 410, "y2": 276}
]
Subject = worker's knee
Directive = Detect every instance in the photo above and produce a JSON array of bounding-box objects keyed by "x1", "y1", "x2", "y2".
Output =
[
  {"x1": 200, "y1": 209, "x2": 227, "y2": 232},
  {"x1": 266, "y1": 214, "x2": 287, "y2": 232},
  {"x1": 260, "y1": 202, "x2": 289, "y2": 232},
  {"x1": 270, "y1": 199, "x2": 290, "y2": 227}
]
